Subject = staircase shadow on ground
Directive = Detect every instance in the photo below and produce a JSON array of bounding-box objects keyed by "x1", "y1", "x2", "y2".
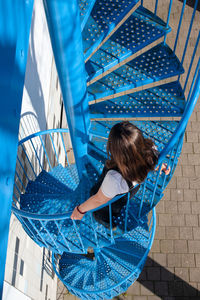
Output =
[{"x1": 136, "y1": 256, "x2": 200, "y2": 299}]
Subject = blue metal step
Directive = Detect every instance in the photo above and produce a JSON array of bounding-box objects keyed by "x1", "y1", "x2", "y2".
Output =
[
  {"x1": 82, "y1": 0, "x2": 140, "y2": 60},
  {"x1": 86, "y1": 6, "x2": 170, "y2": 82},
  {"x1": 56, "y1": 213, "x2": 153, "y2": 298},
  {"x1": 49, "y1": 164, "x2": 79, "y2": 191},
  {"x1": 87, "y1": 42, "x2": 184, "y2": 101},
  {"x1": 89, "y1": 120, "x2": 179, "y2": 152},
  {"x1": 79, "y1": 0, "x2": 96, "y2": 31},
  {"x1": 89, "y1": 81, "x2": 186, "y2": 118},
  {"x1": 25, "y1": 180, "x2": 63, "y2": 195}
]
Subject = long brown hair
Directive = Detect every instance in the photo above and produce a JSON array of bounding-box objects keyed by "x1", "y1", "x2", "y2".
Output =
[{"x1": 106, "y1": 121, "x2": 158, "y2": 183}]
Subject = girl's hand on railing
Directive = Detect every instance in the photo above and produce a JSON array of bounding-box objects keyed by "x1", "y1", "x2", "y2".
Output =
[
  {"x1": 71, "y1": 206, "x2": 85, "y2": 220},
  {"x1": 155, "y1": 163, "x2": 171, "y2": 175}
]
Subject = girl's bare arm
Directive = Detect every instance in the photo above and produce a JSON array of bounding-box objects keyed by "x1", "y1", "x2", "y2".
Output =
[{"x1": 71, "y1": 188, "x2": 111, "y2": 220}]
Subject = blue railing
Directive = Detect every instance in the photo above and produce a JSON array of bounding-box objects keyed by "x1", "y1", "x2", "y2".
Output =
[{"x1": 51, "y1": 208, "x2": 156, "y2": 299}]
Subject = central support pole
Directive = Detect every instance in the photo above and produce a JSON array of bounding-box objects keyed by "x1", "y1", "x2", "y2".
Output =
[{"x1": 43, "y1": 0, "x2": 90, "y2": 178}]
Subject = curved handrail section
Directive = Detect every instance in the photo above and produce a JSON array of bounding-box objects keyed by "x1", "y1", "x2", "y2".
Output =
[{"x1": 52, "y1": 208, "x2": 156, "y2": 298}]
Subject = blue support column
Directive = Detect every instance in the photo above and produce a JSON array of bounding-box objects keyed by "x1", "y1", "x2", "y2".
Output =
[
  {"x1": 43, "y1": 0, "x2": 90, "y2": 178},
  {"x1": 0, "y1": 0, "x2": 34, "y2": 296}
]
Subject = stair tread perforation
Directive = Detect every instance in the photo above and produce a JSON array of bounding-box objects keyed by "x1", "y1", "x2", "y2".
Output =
[
  {"x1": 88, "y1": 43, "x2": 184, "y2": 101},
  {"x1": 89, "y1": 81, "x2": 186, "y2": 118},
  {"x1": 86, "y1": 6, "x2": 171, "y2": 81},
  {"x1": 82, "y1": 0, "x2": 140, "y2": 60}
]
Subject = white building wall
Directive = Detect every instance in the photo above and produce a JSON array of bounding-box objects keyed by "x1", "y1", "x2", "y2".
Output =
[{"x1": 4, "y1": 0, "x2": 64, "y2": 299}]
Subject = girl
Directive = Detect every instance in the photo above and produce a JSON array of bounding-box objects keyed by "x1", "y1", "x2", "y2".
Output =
[{"x1": 71, "y1": 121, "x2": 170, "y2": 225}]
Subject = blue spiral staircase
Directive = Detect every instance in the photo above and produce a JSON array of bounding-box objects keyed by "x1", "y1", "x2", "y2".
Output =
[{"x1": 1, "y1": 0, "x2": 199, "y2": 298}]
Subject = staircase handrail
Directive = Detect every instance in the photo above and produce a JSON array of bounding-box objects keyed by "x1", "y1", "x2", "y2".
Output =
[{"x1": 158, "y1": 63, "x2": 200, "y2": 163}]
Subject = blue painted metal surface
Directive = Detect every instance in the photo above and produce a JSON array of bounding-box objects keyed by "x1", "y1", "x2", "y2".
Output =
[
  {"x1": 87, "y1": 42, "x2": 184, "y2": 101},
  {"x1": 83, "y1": 0, "x2": 140, "y2": 60},
  {"x1": 43, "y1": 0, "x2": 90, "y2": 178},
  {"x1": 6, "y1": 0, "x2": 200, "y2": 298},
  {"x1": 0, "y1": 0, "x2": 34, "y2": 296},
  {"x1": 89, "y1": 81, "x2": 186, "y2": 118},
  {"x1": 86, "y1": 6, "x2": 171, "y2": 82},
  {"x1": 52, "y1": 208, "x2": 156, "y2": 300}
]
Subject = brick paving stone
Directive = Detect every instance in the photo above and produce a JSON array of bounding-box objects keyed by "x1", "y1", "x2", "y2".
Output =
[
  {"x1": 161, "y1": 240, "x2": 174, "y2": 253},
  {"x1": 188, "y1": 241, "x2": 200, "y2": 253},
  {"x1": 181, "y1": 254, "x2": 195, "y2": 268},
  {"x1": 153, "y1": 253, "x2": 167, "y2": 267},
  {"x1": 171, "y1": 214, "x2": 185, "y2": 227},
  {"x1": 191, "y1": 202, "x2": 200, "y2": 214},
  {"x1": 140, "y1": 282, "x2": 154, "y2": 296},
  {"x1": 194, "y1": 165, "x2": 200, "y2": 176},
  {"x1": 156, "y1": 201, "x2": 165, "y2": 213},
  {"x1": 195, "y1": 254, "x2": 200, "y2": 267},
  {"x1": 159, "y1": 215, "x2": 172, "y2": 226},
  {"x1": 174, "y1": 267, "x2": 189, "y2": 281},
  {"x1": 193, "y1": 143, "x2": 200, "y2": 153},
  {"x1": 185, "y1": 214, "x2": 198, "y2": 226},
  {"x1": 174, "y1": 240, "x2": 188, "y2": 253},
  {"x1": 180, "y1": 227, "x2": 193, "y2": 240},
  {"x1": 167, "y1": 254, "x2": 182, "y2": 267},
  {"x1": 179, "y1": 153, "x2": 189, "y2": 165},
  {"x1": 173, "y1": 165, "x2": 182, "y2": 177},
  {"x1": 182, "y1": 165, "x2": 196, "y2": 177},
  {"x1": 193, "y1": 227, "x2": 200, "y2": 240},
  {"x1": 170, "y1": 189, "x2": 183, "y2": 202},
  {"x1": 163, "y1": 189, "x2": 171, "y2": 200},
  {"x1": 132, "y1": 296, "x2": 147, "y2": 300},
  {"x1": 127, "y1": 281, "x2": 140, "y2": 295},
  {"x1": 146, "y1": 267, "x2": 160, "y2": 281},
  {"x1": 190, "y1": 268, "x2": 200, "y2": 282},
  {"x1": 160, "y1": 267, "x2": 174, "y2": 281},
  {"x1": 197, "y1": 190, "x2": 200, "y2": 201},
  {"x1": 188, "y1": 154, "x2": 200, "y2": 165},
  {"x1": 165, "y1": 227, "x2": 179, "y2": 240},
  {"x1": 155, "y1": 226, "x2": 165, "y2": 240},
  {"x1": 183, "y1": 189, "x2": 197, "y2": 201},
  {"x1": 177, "y1": 202, "x2": 191, "y2": 214},
  {"x1": 151, "y1": 240, "x2": 160, "y2": 253},
  {"x1": 190, "y1": 177, "x2": 200, "y2": 189},
  {"x1": 182, "y1": 142, "x2": 193, "y2": 153},
  {"x1": 177, "y1": 177, "x2": 189, "y2": 189},
  {"x1": 186, "y1": 132, "x2": 199, "y2": 143},
  {"x1": 166, "y1": 178, "x2": 177, "y2": 189},
  {"x1": 164, "y1": 201, "x2": 177, "y2": 213},
  {"x1": 168, "y1": 281, "x2": 183, "y2": 297},
  {"x1": 147, "y1": 296, "x2": 161, "y2": 300},
  {"x1": 154, "y1": 281, "x2": 168, "y2": 296}
]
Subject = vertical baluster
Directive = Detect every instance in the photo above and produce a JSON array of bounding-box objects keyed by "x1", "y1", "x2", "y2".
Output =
[
  {"x1": 21, "y1": 144, "x2": 37, "y2": 178},
  {"x1": 40, "y1": 220, "x2": 60, "y2": 252},
  {"x1": 184, "y1": 32, "x2": 200, "y2": 93},
  {"x1": 154, "y1": 0, "x2": 158, "y2": 15},
  {"x1": 50, "y1": 132, "x2": 59, "y2": 165},
  {"x1": 28, "y1": 219, "x2": 49, "y2": 248},
  {"x1": 174, "y1": 0, "x2": 186, "y2": 53},
  {"x1": 138, "y1": 181, "x2": 146, "y2": 218},
  {"x1": 17, "y1": 156, "x2": 30, "y2": 181},
  {"x1": 15, "y1": 170, "x2": 26, "y2": 191},
  {"x1": 60, "y1": 132, "x2": 69, "y2": 166},
  {"x1": 90, "y1": 212, "x2": 99, "y2": 248},
  {"x1": 178, "y1": 0, "x2": 198, "y2": 81},
  {"x1": 30, "y1": 138, "x2": 43, "y2": 170},
  {"x1": 55, "y1": 220, "x2": 72, "y2": 252},
  {"x1": 164, "y1": 0, "x2": 173, "y2": 44},
  {"x1": 124, "y1": 193, "x2": 130, "y2": 232},
  {"x1": 150, "y1": 163, "x2": 162, "y2": 208},
  {"x1": 187, "y1": 58, "x2": 200, "y2": 103},
  {"x1": 39, "y1": 135, "x2": 52, "y2": 171},
  {"x1": 72, "y1": 219, "x2": 86, "y2": 253},
  {"x1": 109, "y1": 203, "x2": 114, "y2": 243}
]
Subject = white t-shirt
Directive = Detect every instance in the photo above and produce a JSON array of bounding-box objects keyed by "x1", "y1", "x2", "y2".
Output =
[{"x1": 100, "y1": 170, "x2": 137, "y2": 198}]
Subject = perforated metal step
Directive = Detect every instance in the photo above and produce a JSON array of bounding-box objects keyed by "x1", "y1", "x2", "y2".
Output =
[
  {"x1": 79, "y1": 0, "x2": 96, "y2": 31},
  {"x1": 89, "y1": 81, "x2": 186, "y2": 118},
  {"x1": 82, "y1": 0, "x2": 140, "y2": 60},
  {"x1": 86, "y1": 6, "x2": 170, "y2": 83},
  {"x1": 55, "y1": 213, "x2": 154, "y2": 299},
  {"x1": 88, "y1": 43, "x2": 184, "y2": 102}
]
